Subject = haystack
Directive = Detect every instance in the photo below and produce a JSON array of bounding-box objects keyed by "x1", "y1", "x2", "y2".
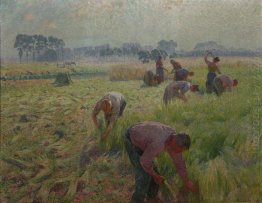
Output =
[
  {"x1": 143, "y1": 70, "x2": 160, "y2": 86},
  {"x1": 54, "y1": 72, "x2": 72, "y2": 86}
]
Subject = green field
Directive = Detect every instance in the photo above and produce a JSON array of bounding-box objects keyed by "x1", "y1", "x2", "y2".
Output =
[{"x1": 0, "y1": 58, "x2": 261, "y2": 203}]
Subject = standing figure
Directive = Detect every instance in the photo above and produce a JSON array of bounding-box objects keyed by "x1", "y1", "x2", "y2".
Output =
[
  {"x1": 213, "y1": 75, "x2": 238, "y2": 96},
  {"x1": 163, "y1": 81, "x2": 199, "y2": 104},
  {"x1": 155, "y1": 56, "x2": 165, "y2": 83},
  {"x1": 204, "y1": 51, "x2": 221, "y2": 93},
  {"x1": 92, "y1": 92, "x2": 126, "y2": 141},
  {"x1": 124, "y1": 121, "x2": 198, "y2": 203}
]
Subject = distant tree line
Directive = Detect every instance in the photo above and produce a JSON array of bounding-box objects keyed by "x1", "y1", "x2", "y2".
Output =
[
  {"x1": 73, "y1": 39, "x2": 261, "y2": 64},
  {"x1": 175, "y1": 41, "x2": 261, "y2": 57},
  {"x1": 14, "y1": 34, "x2": 65, "y2": 63},
  {"x1": 74, "y1": 43, "x2": 143, "y2": 59},
  {"x1": 14, "y1": 36, "x2": 261, "y2": 63},
  {"x1": 73, "y1": 41, "x2": 174, "y2": 62}
]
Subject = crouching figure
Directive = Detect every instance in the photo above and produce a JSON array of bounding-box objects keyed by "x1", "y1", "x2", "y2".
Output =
[
  {"x1": 92, "y1": 92, "x2": 126, "y2": 141},
  {"x1": 143, "y1": 70, "x2": 161, "y2": 86},
  {"x1": 124, "y1": 121, "x2": 198, "y2": 203},
  {"x1": 163, "y1": 81, "x2": 199, "y2": 104}
]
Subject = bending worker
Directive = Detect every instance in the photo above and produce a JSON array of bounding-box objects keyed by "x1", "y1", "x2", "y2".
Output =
[
  {"x1": 170, "y1": 59, "x2": 194, "y2": 81},
  {"x1": 92, "y1": 92, "x2": 126, "y2": 141},
  {"x1": 163, "y1": 81, "x2": 199, "y2": 104},
  {"x1": 124, "y1": 121, "x2": 198, "y2": 203},
  {"x1": 213, "y1": 75, "x2": 238, "y2": 96},
  {"x1": 143, "y1": 70, "x2": 161, "y2": 86},
  {"x1": 204, "y1": 51, "x2": 222, "y2": 93}
]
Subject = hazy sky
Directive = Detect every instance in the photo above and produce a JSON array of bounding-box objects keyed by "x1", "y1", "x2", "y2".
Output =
[{"x1": 1, "y1": 0, "x2": 261, "y2": 57}]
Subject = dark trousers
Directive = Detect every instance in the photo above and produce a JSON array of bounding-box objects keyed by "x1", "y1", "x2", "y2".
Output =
[
  {"x1": 156, "y1": 68, "x2": 164, "y2": 82},
  {"x1": 213, "y1": 78, "x2": 224, "y2": 96},
  {"x1": 124, "y1": 129, "x2": 159, "y2": 203},
  {"x1": 119, "y1": 100, "x2": 127, "y2": 117},
  {"x1": 206, "y1": 72, "x2": 217, "y2": 93}
]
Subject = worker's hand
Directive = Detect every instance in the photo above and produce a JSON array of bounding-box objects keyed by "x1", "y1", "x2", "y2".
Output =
[
  {"x1": 96, "y1": 123, "x2": 101, "y2": 129},
  {"x1": 101, "y1": 133, "x2": 108, "y2": 142},
  {"x1": 92, "y1": 116, "x2": 101, "y2": 129},
  {"x1": 184, "y1": 180, "x2": 198, "y2": 193},
  {"x1": 153, "y1": 175, "x2": 165, "y2": 185}
]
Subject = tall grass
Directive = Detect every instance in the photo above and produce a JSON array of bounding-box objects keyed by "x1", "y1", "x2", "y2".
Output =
[
  {"x1": 1, "y1": 62, "x2": 108, "y2": 78},
  {"x1": 109, "y1": 57, "x2": 262, "y2": 81},
  {"x1": 109, "y1": 63, "x2": 150, "y2": 81},
  {"x1": 104, "y1": 60, "x2": 262, "y2": 202},
  {"x1": 1, "y1": 58, "x2": 261, "y2": 202}
]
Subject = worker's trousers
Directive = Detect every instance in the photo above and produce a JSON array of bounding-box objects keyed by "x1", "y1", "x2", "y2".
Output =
[
  {"x1": 119, "y1": 100, "x2": 127, "y2": 117},
  {"x1": 213, "y1": 78, "x2": 224, "y2": 96},
  {"x1": 124, "y1": 128, "x2": 159, "y2": 203},
  {"x1": 156, "y1": 67, "x2": 164, "y2": 83},
  {"x1": 206, "y1": 72, "x2": 217, "y2": 93}
]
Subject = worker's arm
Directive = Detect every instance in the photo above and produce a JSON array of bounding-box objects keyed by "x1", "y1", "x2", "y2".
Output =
[
  {"x1": 179, "y1": 84, "x2": 190, "y2": 102},
  {"x1": 216, "y1": 65, "x2": 222, "y2": 74},
  {"x1": 204, "y1": 51, "x2": 212, "y2": 64},
  {"x1": 188, "y1": 71, "x2": 194, "y2": 76},
  {"x1": 140, "y1": 142, "x2": 165, "y2": 184},
  {"x1": 101, "y1": 115, "x2": 116, "y2": 141},
  {"x1": 227, "y1": 86, "x2": 233, "y2": 92},
  {"x1": 168, "y1": 150, "x2": 198, "y2": 193},
  {"x1": 226, "y1": 81, "x2": 233, "y2": 92},
  {"x1": 179, "y1": 93, "x2": 188, "y2": 102},
  {"x1": 92, "y1": 101, "x2": 102, "y2": 129},
  {"x1": 168, "y1": 151, "x2": 188, "y2": 183}
]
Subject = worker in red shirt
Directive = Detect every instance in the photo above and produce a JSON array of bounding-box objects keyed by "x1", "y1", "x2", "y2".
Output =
[
  {"x1": 124, "y1": 121, "x2": 198, "y2": 203},
  {"x1": 163, "y1": 81, "x2": 199, "y2": 103},
  {"x1": 213, "y1": 75, "x2": 238, "y2": 96}
]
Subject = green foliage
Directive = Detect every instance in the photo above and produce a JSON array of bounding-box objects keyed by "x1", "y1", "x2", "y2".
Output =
[
  {"x1": 138, "y1": 50, "x2": 151, "y2": 63},
  {"x1": 54, "y1": 72, "x2": 72, "y2": 86},
  {"x1": 38, "y1": 49, "x2": 57, "y2": 62}
]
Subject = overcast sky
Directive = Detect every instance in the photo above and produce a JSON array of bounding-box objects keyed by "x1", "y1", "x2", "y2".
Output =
[{"x1": 1, "y1": 0, "x2": 261, "y2": 57}]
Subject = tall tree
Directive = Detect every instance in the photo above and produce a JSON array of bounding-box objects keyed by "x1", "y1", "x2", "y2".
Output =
[
  {"x1": 159, "y1": 50, "x2": 168, "y2": 60},
  {"x1": 48, "y1": 36, "x2": 59, "y2": 61},
  {"x1": 14, "y1": 34, "x2": 26, "y2": 63},
  {"x1": 138, "y1": 50, "x2": 151, "y2": 63},
  {"x1": 23, "y1": 35, "x2": 33, "y2": 63},
  {"x1": 57, "y1": 39, "x2": 65, "y2": 61},
  {"x1": 150, "y1": 49, "x2": 161, "y2": 61},
  {"x1": 157, "y1": 40, "x2": 177, "y2": 55},
  {"x1": 18, "y1": 48, "x2": 23, "y2": 63},
  {"x1": 35, "y1": 35, "x2": 48, "y2": 60},
  {"x1": 31, "y1": 35, "x2": 38, "y2": 61},
  {"x1": 47, "y1": 36, "x2": 65, "y2": 62}
]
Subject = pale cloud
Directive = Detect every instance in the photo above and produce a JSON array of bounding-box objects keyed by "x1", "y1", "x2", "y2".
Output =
[
  {"x1": 42, "y1": 20, "x2": 57, "y2": 29},
  {"x1": 23, "y1": 13, "x2": 36, "y2": 22}
]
